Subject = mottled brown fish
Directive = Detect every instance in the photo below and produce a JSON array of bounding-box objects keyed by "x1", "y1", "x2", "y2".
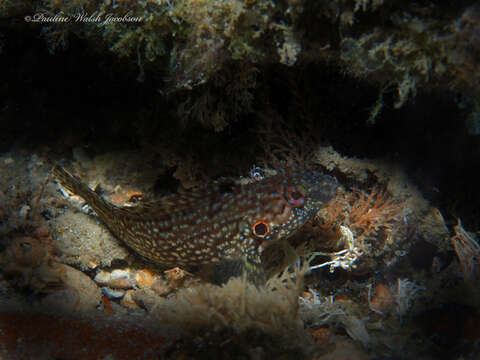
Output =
[{"x1": 53, "y1": 165, "x2": 337, "y2": 283}]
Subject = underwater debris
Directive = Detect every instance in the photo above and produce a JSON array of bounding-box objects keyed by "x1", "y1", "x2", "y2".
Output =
[
  {"x1": 309, "y1": 225, "x2": 363, "y2": 273},
  {"x1": 163, "y1": 266, "x2": 193, "y2": 289},
  {"x1": 451, "y1": 219, "x2": 480, "y2": 291},
  {"x1": 417, "y1": 206, "x2": 450, "y2": 252},
  {"x1": 341, "y1": 312, "x2": 371, "y2": 348},
  {"x1": 276, "y1": 26, "x2": 301, "y2": 66},
  {"x1": 367, "y1": 283, "x2": 395, "y2": 315},
  {"x1": 393, "y1": 278, "x2": 424, "y2": 318},
  {"x1": 354, "y1": 0, "x2": 385, "y2": 13},
  {"x1": 299, "y1": 291, "x2": 370, "y2": 347}
]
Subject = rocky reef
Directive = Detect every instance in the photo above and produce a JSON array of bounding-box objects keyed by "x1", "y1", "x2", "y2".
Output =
[{"x1": 1, "y1": 1, "x2": 480, "y2": 359}]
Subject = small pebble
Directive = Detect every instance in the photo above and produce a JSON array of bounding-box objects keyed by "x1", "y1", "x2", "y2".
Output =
[
  {"x1": 121, "y1": 289, "x2": 139, "y2": 309},
  {"x1": 94, "y1": 270, "x2": 110, "y2": 284},
  {"x1": 102, "y1": 287, "x2": 125, "y2": 299},
  {"x1": 132, "y1": 288, "x2": 161, "y2": 312},
  {"x1": 110, "y1": 269, "x2": 132, "y2": 288},
  {"x1": 18, "y1": 205, "x2": 31, "y2": 219},
  {"x1": 40, "y1": 286, "x2": 80, "y2": 313},
  {"x1": 45, "y1": 263, "x2": 102, "y2": 313},
  {"x1": 88, "y1": 260, "x2": 99, "y2": 269},
  {"x1": 134, "y1": 269, "x2": 155, "y2": 288},
  {"x1": 94, "y1": 269, "x2": 132, "y2": 289}
]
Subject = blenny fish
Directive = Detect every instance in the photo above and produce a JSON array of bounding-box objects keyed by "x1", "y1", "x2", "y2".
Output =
[{"x1": 53, "y1": 165, "x2": 337, "y2": 283}]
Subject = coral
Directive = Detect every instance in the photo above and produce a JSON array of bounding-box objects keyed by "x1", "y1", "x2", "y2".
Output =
[
  {"x1": 448, "y1": 5, "x2": 480, "y2": 90},
  {"x1": 0, "y1": 0, "x2": 296, "y2": 130},
  {"x1": 1, "y1": 231, "x2": 51, "y2": 286},
  {"x1": 256, "y1": 114, "x2": 319, "y2": 168},
  {"x1": 3, "y1": 0, "x2": 479, "y2": 136},
  {"x1": 152, "y1": 273, "x2": 306, "y2": 343},
  {"x1": 312, "y1": 145, "x2": 429, "y2": 222},
  {"x1": 353, "y1": 0, "x2": 384, "y2": 13},
  {"x1": 254, "y1": 124, "x2": 414, "y2": 275},
  {"x1": 3, "y1": 0, "x2": 479, "y2": 124},
  {"x1": 451, "y1": 219, "x2": 480, "y2": 294},
  {"x1": 338, "y1": 4, "x2": 480, "y2": 105},
  {"x1": 276, "y1": 26, "x2": 301, "y2": 66},
  {"x1": 17, "y1": 0, "x2": 289, "y2": 94},
  {"x1": 315, "y1": 187, "x2": 404, "y2": 253},
  {"x1": 348, "y1": 188, "x2": 402, "y2": 238},
  {"x1": 175, "y1": 62, "x2": 259, "y2": 131}
]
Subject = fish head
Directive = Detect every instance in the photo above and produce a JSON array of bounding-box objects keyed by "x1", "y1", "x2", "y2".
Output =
[{"x1": 239, "y1": 169, "x2": 338, "y2": 254}]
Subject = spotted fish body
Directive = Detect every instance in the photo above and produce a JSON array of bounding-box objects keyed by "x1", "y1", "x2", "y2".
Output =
[{"x1": 53, "y1": 165, "x2": 337, "y2": 280}]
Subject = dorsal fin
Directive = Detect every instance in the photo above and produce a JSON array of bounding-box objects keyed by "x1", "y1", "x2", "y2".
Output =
[
  {"x1": 54, "y1": 163, "x2": 242, "y2": 220},
  {"x1": 114, "y1": 182, "x2": 233, "y2": 218}
]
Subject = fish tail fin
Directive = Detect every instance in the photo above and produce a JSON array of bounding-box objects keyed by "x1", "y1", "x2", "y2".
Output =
[{"x1": 52, "y1": 164, "x2": 114, "y2": 220}]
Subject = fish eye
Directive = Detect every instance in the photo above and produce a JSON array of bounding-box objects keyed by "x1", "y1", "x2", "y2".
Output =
[
  {"x1": 252, "y1": 220, "x2": 270, "y2": 238},
  {"x1": 285, "y1": 186, "x2": 305, "y2": 206},
  {"x1": 290, "y1": 191, "x2": 302, "y2": 200}
]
